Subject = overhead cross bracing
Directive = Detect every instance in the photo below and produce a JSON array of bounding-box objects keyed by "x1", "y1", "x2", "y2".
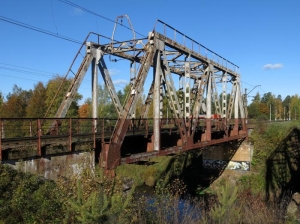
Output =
[{"x1": 45, "y1": 20, "x2": 247, "y2": 170}]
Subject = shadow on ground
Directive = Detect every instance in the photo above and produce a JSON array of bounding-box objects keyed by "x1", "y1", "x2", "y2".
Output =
[
  {"x1": 154, "y1": 139, "x2": 244, "y2": 195},
  {"x1": 266, "y1": 128, "x2": 300, "y2": 204}
]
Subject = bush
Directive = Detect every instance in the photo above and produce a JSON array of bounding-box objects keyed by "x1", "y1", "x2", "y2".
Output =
[{"x1": 0, "y1": 164, "x2": 64, "y2": 223}]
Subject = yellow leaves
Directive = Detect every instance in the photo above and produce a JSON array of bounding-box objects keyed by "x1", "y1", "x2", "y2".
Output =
[{"x1": 78, "y1": 103, "x2": 90, "y2": 118}]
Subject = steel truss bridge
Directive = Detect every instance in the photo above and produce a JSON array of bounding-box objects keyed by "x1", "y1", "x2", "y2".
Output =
[{"x1": 0, "y1": 20, "x2": 247, "y2": 170}]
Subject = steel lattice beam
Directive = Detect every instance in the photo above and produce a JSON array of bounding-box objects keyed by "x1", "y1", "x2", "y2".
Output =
[{"x1": 47, "y1": 23, "x2": 247, "y2": 169}]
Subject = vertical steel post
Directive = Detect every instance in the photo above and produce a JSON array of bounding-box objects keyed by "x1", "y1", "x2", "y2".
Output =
[
  {"x1": 222, "y1": 73, "x2": 228, "y2": 132},
  {"x1": 77, "y1": 119, "x2": 80, "y2": 134},
  {"x1": 37, "y1": 119, "x2": 41, "y2": 156},
  {"x1": 92, "y1": 58, "x2": 98, "y2": 132},
  {"x1": 153, "y1": 50, "x2": 161, "y2": 151},
  {"x1": 69, "y1": 118, "x2": 72, "y2": 151},
  {"x1": 101, "y1": 118, "x2": 104, "y2": 146},
  {"x1": 1, "y1": 119, "x2": 4, "y2": 139},
  {"x1": 184, "y1": 57, "x2": 190, "y2": 118},
  {"x1": 237, "y1": 82, "x2": 246, "y2": 134},
  {"x1": 222, "y1": 73, "x2": 227, "y2": 118},
  {"x1": 29, "y1": 120, "x2": 32, "y2": 137},
  {"x1": 93, "y1": 118, "x2": 96, "y2": 149},
  {"x1": 244, "y1": 88, "x2": 248, "y2": 119},
  {"x1": 233, "y1": 82, "x2": 239, "y2": 135},
  {"x1": 205, "y1": 66, "x2": 212, "y2": 141}
]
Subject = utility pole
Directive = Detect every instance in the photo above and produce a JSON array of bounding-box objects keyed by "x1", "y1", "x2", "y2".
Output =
[
  {"x1": 244, "y1": 85, "x2": 260, "y2": 119},
  {"x1": 284, "y1": 107, "x2": 286, "y2": 121},
  {"x1": 244, "y1": 88, "x2": 248, "y2": 120}
]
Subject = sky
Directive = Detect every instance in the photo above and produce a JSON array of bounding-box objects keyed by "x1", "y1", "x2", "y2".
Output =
[{"x1": 0, "y1": 0, "x2": 300, "y2": 105}]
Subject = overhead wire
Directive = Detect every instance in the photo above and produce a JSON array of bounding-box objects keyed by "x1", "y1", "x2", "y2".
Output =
[
  {"x1": 0, "y1": 64, "x2": 92, "y2": 86},
  {"x1": 50, "y1": 0, "x2": 58, "y2": 34},
  {"x1": 58, "y1": 0, "x2": 146, "y2": 38},
  {"x1": 0, "y1": 62, "x2": 55, "y2": 75},
  {"x1": 0, "y1": 15, "x2": 82, "y2": 44},
  {"x1": 0, "y1": 73, "x2": 92, "y2": 93},
  {"x1": 0, "y1": 73, "x2": 42, "y2": 83},
  {"x1": 241, "y1": 81, "x2": 258, "y2": 87}
]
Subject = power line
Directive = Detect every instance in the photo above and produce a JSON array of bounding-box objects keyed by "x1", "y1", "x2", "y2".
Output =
[
  {"x1": 241, "y1": 81, "x2": 258, "y2": 87},
  {"x1": 0, "y1": 66, "x2": 55, "y2": 78},
  {"x1": 0, "y1": 65, "x2": 92, "y2": 85},
  {"x1": 58, "y1": 0, "x2": 146, "y2": 38},
  {"x1": 51, "y1": 0, "x2": 58, "y2": 34},
  {"x1": 0, "y1": 73, "x2": 44, "y2": 83},
  {"x1": 0, "y1": 73, "x2": 92, "y2": 92},
  {"x1": 0, "y1": 62, "x2": 56, "y2": 75},
  {"x1": 0, "y1": 15, "x2": 82, "y2": 44}
]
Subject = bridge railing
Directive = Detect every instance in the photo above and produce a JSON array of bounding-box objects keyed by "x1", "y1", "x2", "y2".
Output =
[
  {"x1": 0, "y1": 118, "x2": 173, "y2": 139},
  {"x1": 0, "y1": 117, "x2": 249, "y2": 161},
  {"x1": 153, "y1": 20, "x2": 239, "y2": 74},
  {"x1": 0, "y1": 117, "x2": 248, "y2": 139},
  {"x1": 0, "y1": 118, "x2": 92, "y2": 138}
]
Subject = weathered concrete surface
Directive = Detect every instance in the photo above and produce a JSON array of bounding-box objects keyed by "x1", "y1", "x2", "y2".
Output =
[
  {"x1": 203, "y1": 140, "x2": 252, "y2": 161},
  {"x1": 202, "y1": 139, "x2": 253, "y2": 171},
  {"x1": 3, "y1": 151, "x2": 95, "y2": 180},
  {"x1": 232, "y1": 141, "x2": 253, "y2": 162}
]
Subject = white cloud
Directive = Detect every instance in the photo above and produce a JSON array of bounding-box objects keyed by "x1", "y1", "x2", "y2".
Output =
[
  {"x1": 113, "y1": 79, "x2": 128, "y2": 86},
  {"x1": 263, "y1": 63, "x2": 283, "y2": 70},
  {"x1": 108, "y1": 68, "x2": 120, "y2": 75}
]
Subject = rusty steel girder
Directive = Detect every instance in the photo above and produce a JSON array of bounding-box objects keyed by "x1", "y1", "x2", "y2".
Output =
[{"x1": 43, "y1": 20, "x2": 247, "y2": 170}]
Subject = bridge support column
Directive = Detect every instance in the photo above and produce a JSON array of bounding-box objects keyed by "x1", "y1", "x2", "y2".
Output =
[
  {"x1": 205, "y1": 67, "x2": 212, "y2": 141},
  {"x1": 153, "y1": 50, "x2": 161, "y2": 151},
  {"x1": 232, "y1": 81, "x2": 240, "y2": 136},
  {"x1": 92, "y1": 57, "x2": 98, "y2": 132}
]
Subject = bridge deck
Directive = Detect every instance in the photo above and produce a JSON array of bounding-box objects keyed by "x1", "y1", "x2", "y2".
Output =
[{"x1": 0, "y1": 118, "x2": 247, "y2": 163}]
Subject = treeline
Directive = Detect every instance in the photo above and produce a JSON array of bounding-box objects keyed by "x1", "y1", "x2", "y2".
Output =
[
  {"x1": 1, "y1": 77, "x2": 300, "y2": 121},
  {"x1": 0, "y1": 75, "x2": 141, "y2": 119},
  {"x1": 247, "y1": 92, "x2": 300, "y2": 120},
  {"x1": 0, "y1": 76, "x2": 80, "y2": 118}
]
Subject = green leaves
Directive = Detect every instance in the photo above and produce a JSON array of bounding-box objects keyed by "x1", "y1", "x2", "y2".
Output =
[
  {"x1": 0, "y1": 165, "x2": 64, "y2": 223},
  {"x1": 210, "y1": 181, "x2": 240, "y2": 223},
  {"x1": 45, "y1": 75, "x2": 82, "y2": 118}
]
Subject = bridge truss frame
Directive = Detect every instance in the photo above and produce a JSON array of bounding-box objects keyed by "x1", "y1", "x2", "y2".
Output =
[{"x1": 45, "y1": 20, "x2": 247, "y2": 170}]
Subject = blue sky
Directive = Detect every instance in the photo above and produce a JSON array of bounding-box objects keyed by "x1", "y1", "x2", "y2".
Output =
[{"x1": 0, "y1": 0, "x2": 299, "y2": 104}]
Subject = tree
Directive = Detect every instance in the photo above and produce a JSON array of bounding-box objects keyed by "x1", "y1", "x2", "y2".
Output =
[
  {"x1": 0, "y1": 165, "x2": 64, "y2": 223},
  {"x1": 247, "y1": 93, "x2": 261, "y2": 118},
  {"x1": 0, "y1": 91, "x2": 3, "y2": 116},
  {"x1": 44, "y1": 75, "x2": 82, "y2": 118},
  {"x1": 274, "y1": 97, "x2": 283, "y2": 120},
  {"x1": 1, "y1": 85, "x2": 32, "y2": 118},
  {"x1": 0, "y1": 85, "x2": 33, "y2": 137},
  {"x1": 282, "y1": 95, "x2": 292, "y2": 120},
  {"x1": 98, "y1": 85, "x2": 117, "y2": 118},
  {"x1": 78, "y1": 103, "x2": 91, "y2": 118},
  {"x1": 26, "y1": 82, "x2": 46, "y2": 118},
  {"x1": 261, "y1": 92, "x2": 273, "y2": 104},
  {"x1": 259, "y1": 103, "x2": 269, "y2": 116},
  {"x1": 290, "y1": 95, "x2": 300, "y2": 120}
]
